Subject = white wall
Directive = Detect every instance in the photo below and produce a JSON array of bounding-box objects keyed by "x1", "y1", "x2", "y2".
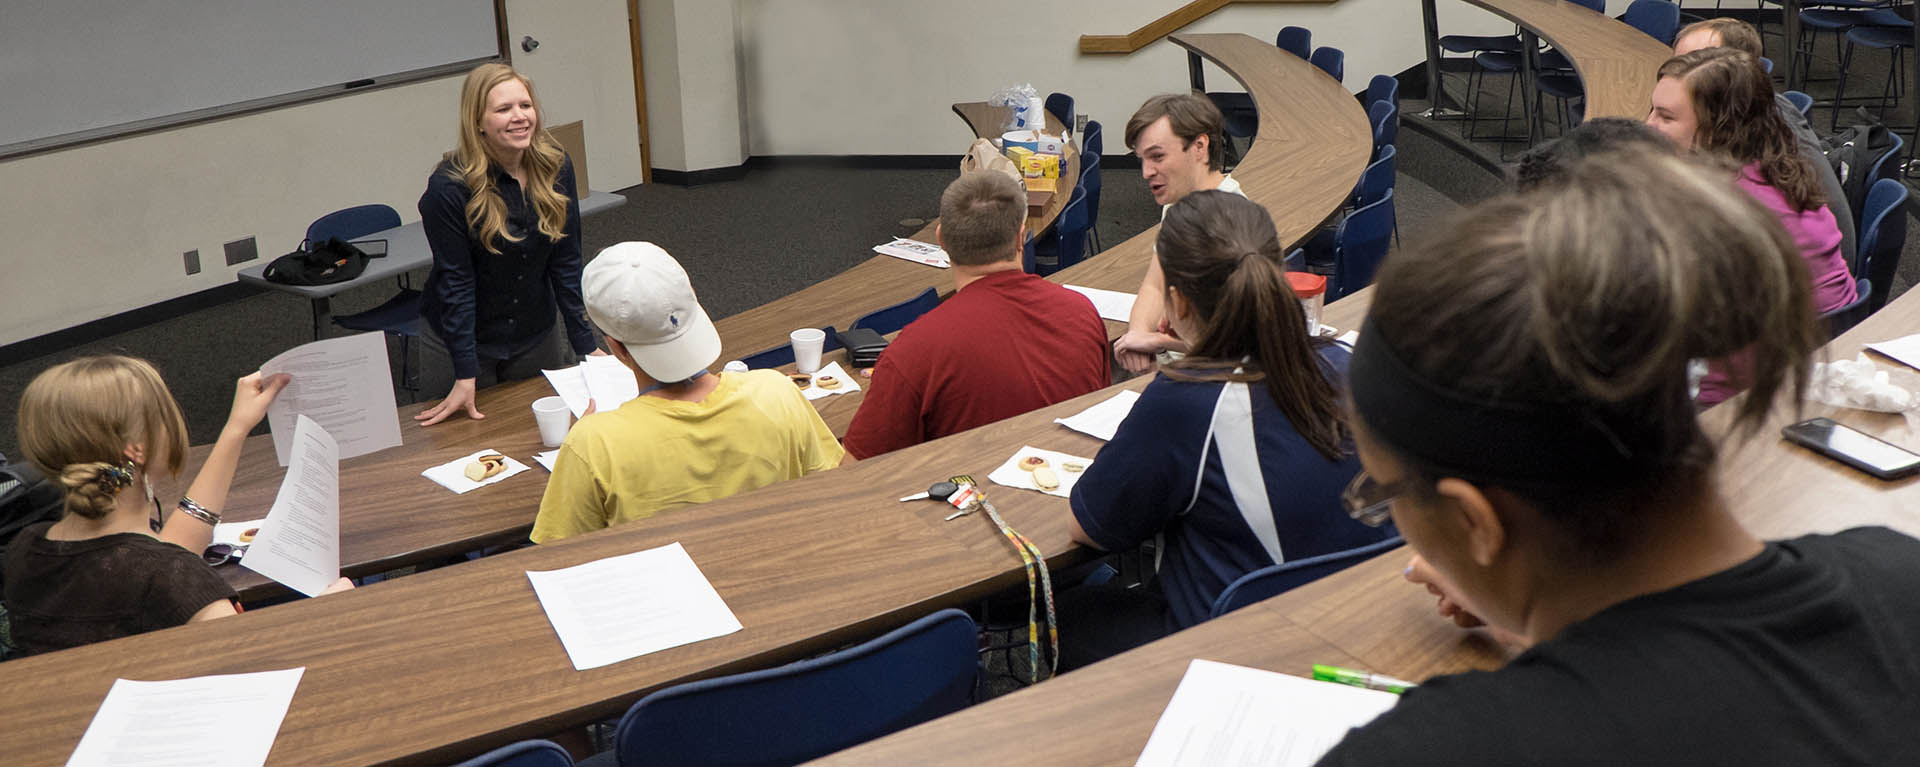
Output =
[
  {"x1": 734, "y1": 0, "x2": 1525, "y2": 156},
  {"x1": 640, "y1": 0, "x2": 749, "y2": 172},
  {"x1": 0, "y1": 0, "x2": 643, "y2": 348}
]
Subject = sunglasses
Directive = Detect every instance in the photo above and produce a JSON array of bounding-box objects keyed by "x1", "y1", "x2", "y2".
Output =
[
  {"x1": 203, "y1": 543, "x2": 248, "y2": 566},
  {"x1": 1341, "y1": 470, "x2": 1418, "y2": 527}
]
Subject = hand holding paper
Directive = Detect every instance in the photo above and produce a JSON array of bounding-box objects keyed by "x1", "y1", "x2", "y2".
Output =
[{"x1": 259, "y1": 331, "x2": 402, "y2": 465}]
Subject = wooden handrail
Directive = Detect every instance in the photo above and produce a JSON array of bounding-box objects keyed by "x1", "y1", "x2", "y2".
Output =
[{"x1": 1079, "y1": 0, "x2": 1335, "y2": 54}]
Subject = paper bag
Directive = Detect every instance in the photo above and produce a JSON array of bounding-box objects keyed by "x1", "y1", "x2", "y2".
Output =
[{"x1": 962, "y1": 138, "x2": 1023, "y2": 183}]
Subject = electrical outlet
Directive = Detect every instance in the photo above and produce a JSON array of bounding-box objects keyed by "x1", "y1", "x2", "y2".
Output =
[
  {"x1": 183, "y1": 249, "x2": 201, "y2": 275},
  {"x1": 223, "y1": 236, "x2": 257, "y2": 266}
]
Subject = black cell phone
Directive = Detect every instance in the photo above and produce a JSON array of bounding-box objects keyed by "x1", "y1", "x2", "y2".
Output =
[{"x1": 1781, "y1": 417, "x2": 1920, "y2": 480}]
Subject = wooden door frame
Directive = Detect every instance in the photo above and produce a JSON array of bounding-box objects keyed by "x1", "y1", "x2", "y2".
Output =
[{"x1": 626, "y1": 0, "x2": 653, "y2": 183}]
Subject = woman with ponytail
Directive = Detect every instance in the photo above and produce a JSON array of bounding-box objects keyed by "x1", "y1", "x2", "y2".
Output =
[
  {"x1": 1317, "y1": 150, "x2": 1920, "y2": 764},
  {"x1": 1060, "y1": 191, "x2": 1393, "y2": 667},
  {"x1": 4, "y1": 357, "x2": 347, "y2": 656},
  {"x1": 416, "y1": 63, "x2": 600, "y2": 426}
]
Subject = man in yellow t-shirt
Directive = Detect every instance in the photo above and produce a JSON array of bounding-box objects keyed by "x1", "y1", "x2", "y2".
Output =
[{"x1": 531, "y1": 242, "x2": 845, "y2": 543}]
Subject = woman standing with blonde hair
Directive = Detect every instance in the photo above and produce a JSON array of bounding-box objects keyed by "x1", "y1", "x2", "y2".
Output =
[
  {"x1": 4, "y1": 358, "x2": 346, "y2": 657},
  {"x1": 417, "y1": 62, "x2": 599, "y2": 425}
]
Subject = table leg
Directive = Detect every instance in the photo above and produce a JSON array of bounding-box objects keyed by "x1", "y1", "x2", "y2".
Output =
[
  {"x1": 1784, "y1": 0, "x2": 1803, "y2": 90},
  {"x1": 311, "y1": 296, "x2": 331, "y2": 341},
  {"x1": 1419, "y1": 0, "x2": 1466, "y2": 118},
  {"x1": 1187, "y1": 52, "x2": 1206, "y2": 93},
  {"x1": 1520, "y1": 29, "x2": 1540, "y2": 148}
]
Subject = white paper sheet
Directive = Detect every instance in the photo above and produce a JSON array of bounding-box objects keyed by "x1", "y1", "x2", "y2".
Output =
[
  {"x1": 67, "y1": 667, "x2": 305, "y2": 767},
  {"x1": 1867, "y1": 334, "x2": 1920, "y2": 372},
  {"x1": 543, "y1": 356, "x2": 642, "y2": 418},
  {"x1": 258, "y1": 331, "x2": 402, "y2": 467},
  {"x1": 1064, "y1": 284, "x2": 1139, "y2": 323},
  {"x1": 421, "y1": 449, "x2": 534, "y2": 494},
  {"x1": 1336, "y1": 329, "x2": 1359, "y2": 348},
  {"x1": 798, "y1": 361, "x2": 862, "y2": 400},
  {"x1": 1054, "y1": 390, "x2": 1141, "y2": 442},
  {"x1": 986, "y1": 445, "x2": 1094, "y2": 499},
  {"x1": 873, "y1": 237, "x2": 951, "y2": 268},
  {"x1": 1136, "y1": 659, "x2": 1398, "y2": 767},
  {"x1": 527, "y1": 542, "x2": 744, "y2": 671},
  {"x1": 534, "y1": 450, "x2": 559, "y2": 472},
  {"x1": 240, "y1": 416, "x2": 339, "y2": 598},
  {"x1": 541, "y1": 366, "x2": 594, "y2": 419}
]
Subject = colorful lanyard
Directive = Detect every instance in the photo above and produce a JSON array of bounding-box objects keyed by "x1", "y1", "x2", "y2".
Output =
[{"x1": 953, "y1": 475, "x2": 1057, "y2": 682}]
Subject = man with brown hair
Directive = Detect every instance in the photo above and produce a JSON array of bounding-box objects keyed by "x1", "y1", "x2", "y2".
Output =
[
  {"x1": 1674, "y1": 18, "x2": 1856, "y2": 264},
  {"x1": 841, "y1": 171, "x2": 1110, "y2": 459},
  {"x1": 1115, "y1": 93, "x2": 1247, "y2": 373}
]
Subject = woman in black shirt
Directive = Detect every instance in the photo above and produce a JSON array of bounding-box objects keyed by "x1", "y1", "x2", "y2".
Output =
[
  {"x1": 416, "y1": 62, "x2": 598, "y2": 426},
  {"x1": 1317, "y1": 149, "x2": 1920, "y2": 764}
]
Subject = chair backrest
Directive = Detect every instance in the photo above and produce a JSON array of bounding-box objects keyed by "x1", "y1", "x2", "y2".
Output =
[
  {"x1": 1761, "y1": 56, "x2": 1775, "y2": 74},
  {"x1": 1311, "y1": 46, "x2": 1344, "y2": 84},
  {"x1": 1080, "y1": 149, "x2": 1103, "y2": 242},
  {"x1": 1210, "y1": 537, "x2": 1404, "y2": 618},
  {"x1": 1083, "y1": 119, "x2": 1103, "y2": 159},
  {"x1": 1867, "y1": 130, "x2": 1907, "y2": 191},
  {"x1": 1043, "y1": 186, "x2": 1092, "y2": 276},
  {"x1": 1332, "y1": 187, "x2": 1395, "y2": 301},
  {"x1": 1621, "y1": 0, "x2": 1681, "y2": 45},
  {"x1": 1276, "y1": 25, "x2": 1312, "y2": 59},
  {"x1": 1369, "y1": 100, "x2": 1398, "y2": 155},
  {"x1": 852, "y1": 287, "x2": 942, "y2": 335},
  {"x1": 452, "y1": 739, "x2": 573, "y2": 767},
  {"x1": 1819, "y1": 277, "x2": 1873, "y2": 338},
  {"x1": 612, "y1": 609, "x2": 979, "y2": 767},
  {"x1": 1859, "y1": 178, "x2": 1910, "y2": 313},
  {"x1": 739, "y1": 325, "x2": 839, "y2": 370},
  {"x1": 1784, "y1": 89, "x2": 1814, "y2": 118},
  {"x1": 1355, "y1": 144, "x2": 1396, "y2": 208},
  {"x1": 1045, "y1": 92, "x2": 1075, "y2": 131},
  {"x1": 1366, "y1": 74, "x2": 1400, "y2": 114},
  {"x1": 306, "y1": 203, "x2": 402, "y2": 244}
]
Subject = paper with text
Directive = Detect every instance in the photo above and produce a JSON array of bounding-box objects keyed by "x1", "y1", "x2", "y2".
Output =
[
  {"x1": 240, "y1": 416, "x2": 339, "y2": 597},
  {"x1": 527, "y1": 542, "x2": 743, "y2": 671},
  {"x1": 543, "y1": 357, "x2": 641, "y2": 418},
  {"x1": 541, "y1": 366, "x2": 593, "y2": 418},
  {"x1": 67, "y1": 667, "x2": 305, "y2": 767},
  {"x1": 1054, "y1": 390, "x2": 1141, "y2": 442},
  {"x1": 874, "y1": 238, "x2": 951, "y2": 268},
  {"x1": 1867, "y1": 334, "x2": 1920, "y2": 372},
  {"x1": 1136, "y1": 659, "x2": 1398, "y2": 767},
  {"x1": 259, "y1": 331, "x2": 401, "y2": 466},
  {"x1": 1065, "y1": 284, "x2": 1139, "y2": 323}
]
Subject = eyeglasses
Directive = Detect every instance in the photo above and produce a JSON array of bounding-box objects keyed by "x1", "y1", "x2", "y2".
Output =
[
  {"x1": 1342, "y1": 470, "x2": 1415, "y2": 527},
  {"x1": 202, "y1": 543, "x2": 246, "y2": 566}
]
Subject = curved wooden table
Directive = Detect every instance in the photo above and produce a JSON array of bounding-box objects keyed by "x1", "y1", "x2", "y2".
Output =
[{"x1": 0, "y1": 33, "x2": 1372, "y2": 766}]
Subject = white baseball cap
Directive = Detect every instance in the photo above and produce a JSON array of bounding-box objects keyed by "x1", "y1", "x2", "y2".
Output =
[{"x1": 582, "y1": 242, "x2": 721, "y2": 382}]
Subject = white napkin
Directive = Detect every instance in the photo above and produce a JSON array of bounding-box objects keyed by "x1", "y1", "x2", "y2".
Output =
[
  {"x1": 534, "y1": 450, "x2": 559, "y2": 472},
  {"x1": 798, "y1": 361, "x2": 862, "y2": 401},
  {"x1": 1810, "y1": 354, "x2": 1920, "y2": 427},
  {"x1": 986, "y1": 445, "x2": 1094, "y2": 499},
  {"x1": 422, "y1": 449, "x2": 532, "y2": 494}
]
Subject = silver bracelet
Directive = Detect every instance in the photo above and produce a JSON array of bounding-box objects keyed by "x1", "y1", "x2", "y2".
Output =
[{"x1": 176, "y1": 497, "x2": 220, "y2": 526}]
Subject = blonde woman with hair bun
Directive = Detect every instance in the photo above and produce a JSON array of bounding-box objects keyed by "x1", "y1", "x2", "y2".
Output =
[
  {"x1": 417, "y1": 62, "x2": 600, "y2": 426},
  {"x1": 4, "y1": 357, "x2": 349, "y2": 657}
]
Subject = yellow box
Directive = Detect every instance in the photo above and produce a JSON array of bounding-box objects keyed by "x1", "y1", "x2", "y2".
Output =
[{"x1": 1005, "y1": 145, "x2": 1036, "y2": 169}]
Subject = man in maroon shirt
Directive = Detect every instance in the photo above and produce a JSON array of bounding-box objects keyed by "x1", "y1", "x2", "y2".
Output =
[{"x1": 842, "y1": 171, "x2": 1111, "y2": 459}]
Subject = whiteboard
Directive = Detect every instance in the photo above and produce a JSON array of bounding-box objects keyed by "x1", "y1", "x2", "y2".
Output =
[{"x1": 0, "y1": 0, "x2": 502, "y2": 158}]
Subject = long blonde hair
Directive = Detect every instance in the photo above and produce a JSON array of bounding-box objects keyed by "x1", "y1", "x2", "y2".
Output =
[
  {"x1": 17, "y1": 357, "x2": 190, "y2": 520},
  {"x1": 443, "y1": 63, "x2": 571, "y2": 254}
]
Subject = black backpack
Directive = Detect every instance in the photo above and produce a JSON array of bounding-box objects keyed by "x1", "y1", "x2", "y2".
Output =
[
  {"x1": 1821, "y1": 108, "x2": 1898, "y2": 225},
  {"x1": 263, "y1": 237, "x2": 382, "y2": 286},
  {"x1": 0, "y1": 454, "x2": 65, "y2": 579}
]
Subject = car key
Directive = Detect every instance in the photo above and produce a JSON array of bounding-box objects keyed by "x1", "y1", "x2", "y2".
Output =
[{"x1": 898, "y1": 481, "x2": 960, "y2": 503}]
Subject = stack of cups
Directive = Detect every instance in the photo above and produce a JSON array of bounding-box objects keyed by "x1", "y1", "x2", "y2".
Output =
[{"x1": 790, "y1": 328, "x2": 826, "y2": 374}]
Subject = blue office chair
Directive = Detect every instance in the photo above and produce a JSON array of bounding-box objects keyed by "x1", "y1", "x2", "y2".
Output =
[
  {"x1": 1311, "y1": 46, "x2": 1345, "y2": 84},
  {"x1": 739, "y1": 326, "x2": 839, "y2": 370},
  {"x1": 1865, "y1": 131, "x2": 1907, "y2": 202},
  {"x1": 1369, "y1": 100, "x2": 1398, "y2": 159},
  {"x1": 1083, "y1": 118, "x2": 1103, "y2": 159},
  {"x1": 1277, "y1": 25, "x2": 1313, "y2": 59},
  {"x1": 1354, "y1": 145, "x2": 1399, "y2": 245},
  {"x1": 1331, "y1": 188, "x2": 1395, "y2": 301},
  {"x1": 1858, "y1": 178, "x2": 1910, "y2": 314},
  {"x1": 1036, "y1": 186, "x2": 1092, "y2": 276},
  {"x1": 454, "y1": 739, "x2": 574, "y2": 767},
  {"x1": 1080, "y1": 139, "x2": 1105, "y2": 253},
  {"x1": 314, "y1": 204, "x2": 422, "y2": 397},
  {"x1": 1365, "y1": 74, "x2": 1400, "y2": 115},
  {"x1": 609, "y1": 609, "x2": 979, "y2": 767},
  {"x1": 1621, "y1": 0, "x2": 1682, "y2": 45},
  {"x1": 1210, "y1": 537, "x2": 1404, "y2": 618},
  {"x1": 1819, "y1": 277, "x2": 1874, "y2": 338},
  {"x1": 852, "y1": 288, "x2": 941, "y2": 335},
  {"x1": 1784, "y1": 89, "x2": 1815, "y2": 118},
  {"x1": 1045, "y1": 92, "x2": 1075, "y2": 131}
]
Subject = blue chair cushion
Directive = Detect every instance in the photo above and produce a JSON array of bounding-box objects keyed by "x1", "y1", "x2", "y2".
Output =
[
  {"x1": 1536, "y1": 72, "x2": 1585, "y2": 100},
  {"x1": 1850, "y1": 24, "x2": 1916, "y2": 49},
  {"x1": 1438, "y1": 34, "x2": 1522, "y2": 54}
]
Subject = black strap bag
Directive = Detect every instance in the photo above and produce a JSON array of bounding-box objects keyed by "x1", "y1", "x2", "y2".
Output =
[{"x1": 263, "y1": 237, "x2": 383, "y2": 286}]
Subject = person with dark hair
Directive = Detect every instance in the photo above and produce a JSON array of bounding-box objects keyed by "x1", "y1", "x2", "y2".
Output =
[
  {"x1": 1114, "y1": 93, "x2": 1247, "y2": 374},
  {"x1": 1316, "y1": 150, "x2": 1920, "y2": 765},
  {"x1": 841, "y1": 171, "x2": 1110, "y2": 459},
  {"x1": 1673, "y1": 17, "x2": 1855, "y2": 269},
  {"x1": 1648, "y1": 47, "x2": 1857, "y2": 406},
  {"x1": 1060, "y1": 191, "x2": 1391, "y2": 668},
  {"x1": 1513, "y1": 118, "x2": 1673, "y2": 191}
]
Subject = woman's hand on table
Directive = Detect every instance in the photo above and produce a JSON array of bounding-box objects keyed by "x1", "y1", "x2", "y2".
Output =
[{"x1": 417, "y1": 378, "x2": 484, "y2": 426}]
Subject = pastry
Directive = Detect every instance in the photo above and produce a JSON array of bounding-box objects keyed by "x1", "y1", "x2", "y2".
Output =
[
  {"x1": 790, "y1": 373, "x2": 812, "y2": 387},
  {"x1": 463, "y1": 461, "x2": 489, "y2": 482},
  {"x1": 478, "y1": 453, "x2": 505, "y2": 464},
  {"x1": 482, "y1": 461, "x2": 506, "y2": 479},
  {"x1": 1061, "y1": 462, "x2": 1086, "y2": 473},
  {"x1": 1032, "y1": 466, "x2": 1061, "y2": 491},
  {"x1": 1018, "y1": 456, "x2": 1049, "y2": 472},
  {"x1": 817, "y1": 375, "x2": 842, "y2": 390},
  {"x1": 239, "y1": 527, "x2": 260, "y2": 543}
]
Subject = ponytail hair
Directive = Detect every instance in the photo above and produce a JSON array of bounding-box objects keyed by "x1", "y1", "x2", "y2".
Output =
[
  {"x1": 17, "y1": 356, "x2": 189, "y2": 520},
  {"x1": 1156, "y1": 191, "x2": 1348, "y2": 459}
]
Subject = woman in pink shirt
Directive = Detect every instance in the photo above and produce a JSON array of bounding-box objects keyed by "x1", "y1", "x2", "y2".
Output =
[{"x1": 1647, "y1": 46, "x2": 1856, "y2": 405}]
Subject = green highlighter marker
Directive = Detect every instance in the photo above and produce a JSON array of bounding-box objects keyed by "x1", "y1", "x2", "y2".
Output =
[{"x1": 1312, "y1": 664, "x2": 1417, "y2": 694}]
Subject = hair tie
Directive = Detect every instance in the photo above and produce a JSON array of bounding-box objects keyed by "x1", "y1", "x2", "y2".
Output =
[{"x1": 96, "y1": 462, "x2": 135, "y2": 494}]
